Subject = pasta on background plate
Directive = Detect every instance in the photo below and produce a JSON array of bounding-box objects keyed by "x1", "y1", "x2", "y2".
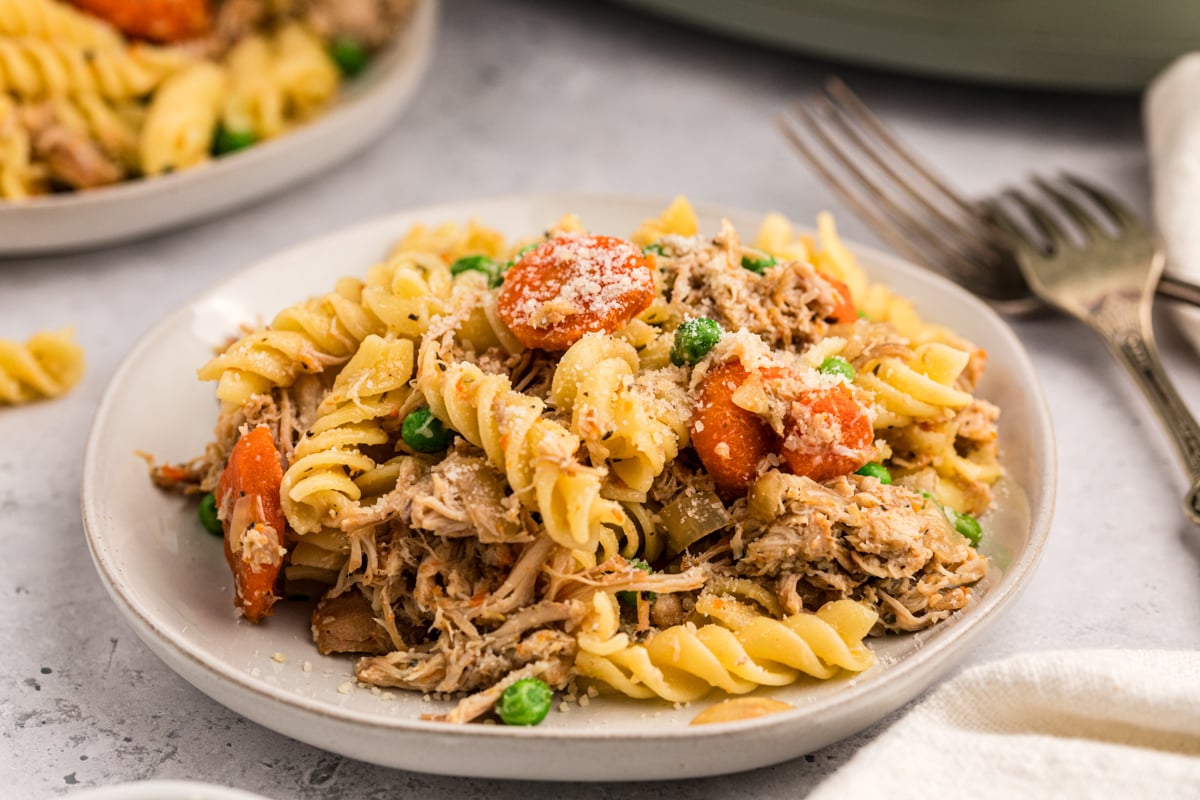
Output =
[
  {"x1": 0, "y1": 0, "x2": 416, "y2": 199},
  {"x1": 149, "y1": 198, "x2": 1002, "y2": 725}
]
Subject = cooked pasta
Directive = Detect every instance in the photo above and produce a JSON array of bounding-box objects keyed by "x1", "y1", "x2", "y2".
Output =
[
  {"x1": 138, "y1": 60, "x2": 224, "y2": 175},
  {"x1": 551, "y1": 333, "x2": 686, "y2": 496},
  {"x1": 197, "y1": 251, "x2": 451, "y2": 411},
  {"x1": 576, "y1": 593, "x2": 876, "y2": 702},
  {"x1": 281, "y1": 334, "x2": 414, "y2": 535},
  {"x1": 0, "y1": 36, "x2": 183, "y2": 101},
  {"x1": 151, "y1": 199, "x2": 1004, "y2": 725},
  {"x1": 0, "y1": 0, "x2": 121, "y2": 47},
  {"x1": 417, "y1": 329, "x2": 624, "y2": 553},
  {"x1": 0, "y1": 327, "x2": 84, "y2": 404}
]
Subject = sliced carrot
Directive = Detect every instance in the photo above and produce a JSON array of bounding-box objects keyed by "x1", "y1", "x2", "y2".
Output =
[
  {"x1": 779, "y1": 384, "x2": 873, "y2": 482},
  {"x1": 70, "y1": 0, "x2": 210, "y2": 43},
  {"x1": 497, "y1": 235, "x2": 655, "y2": 351},
  {"x1": 818, "y1": 272, "x2": 857, "y2": 324},
  {"x1": 216, "y1": 426, "x2": 286, "y2": 623},
  {"x1": 690, "y1": 361, "x2": 778, "y2": 495}
]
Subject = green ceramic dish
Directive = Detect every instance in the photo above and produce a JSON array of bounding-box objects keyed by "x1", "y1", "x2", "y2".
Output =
[{"x1": 615, "y1": 0, "x2": 1198, "y2": 91}]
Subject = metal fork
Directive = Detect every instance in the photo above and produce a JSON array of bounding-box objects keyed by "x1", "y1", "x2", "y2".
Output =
[
  {"x1": 986, "y1": 179, "x2": 1200, "y2": 523},
  {"x1": 778, "y1": 77, "x2": 1200, "y2": 315}
]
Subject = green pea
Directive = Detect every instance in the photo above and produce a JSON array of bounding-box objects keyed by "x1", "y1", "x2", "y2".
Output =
[
  {"x1": 198, "y1": 493, "x2": 222, "y2": 536},
  {"x1": 855, "y1": 462, "x2": 892, "y2": 485},
  {"x1": 818, "y1": 355, "x2": 855, "y2": 381},
  {"x1": 450, "y1": 254, "x2": 497, "y2": 279},
  {"x1": 950, "y1": 510, "x2": 983, "y2": 547},
  {"x1": 496, "y1": 677, "x2": 553, "y2": 726},
  {"x1": 212, "y1": 126, "x2": 256, "y2": 156},
  {"x1": 741, "y1": 254, "x2": 777, "y2": 274},
  {"x1": 402, "y1": 408, "x2": 453, "y2": 453},
  {"x1": 643, "y1": 242, "x2": 666, "y2": 256},
  {"x1": 329, "y1": 37, "x2": 370, "y2": 78},
  {"x1": 670, "y1": 317, "x2": 723, "y2": 366},
  {"x1": 617, "y1": 558, "x2": 655, "y2": 607}
]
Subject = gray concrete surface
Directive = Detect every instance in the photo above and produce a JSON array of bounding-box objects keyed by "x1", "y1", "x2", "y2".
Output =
[{"x1": 4, "y1": 0, "x2": 1200, "y2": 797}]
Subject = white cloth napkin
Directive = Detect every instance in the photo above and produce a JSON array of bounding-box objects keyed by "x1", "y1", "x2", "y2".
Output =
[
  {"x1": 1145, "y1": 55, "x2": 1200, "y2": 353},
  {"x1": 808, "y1": 650, "x2": 1200, "y2": 800}
]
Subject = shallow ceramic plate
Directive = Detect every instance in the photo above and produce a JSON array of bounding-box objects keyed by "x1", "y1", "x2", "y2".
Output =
[
  {"x1": 65, "y1": 781, "x2": 271, "y2": 800},
  {"x1": 0, "y1": 0, "x2": 437, "y2": 257},
  {"x1": 82, "y1": 194, "x2": 1056, "y2": 781}
]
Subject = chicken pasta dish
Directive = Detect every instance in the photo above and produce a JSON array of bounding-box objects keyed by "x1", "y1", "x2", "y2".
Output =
[
  {"x1": 0, "y1": 0, "x2": 414, "y2": 199},
  {"x1": 150, "y1": 199, "x2": 1001, "y2": 725}
]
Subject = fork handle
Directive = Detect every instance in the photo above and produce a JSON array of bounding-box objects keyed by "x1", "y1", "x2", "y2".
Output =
[
  {"x1": 1095, "y1": 316, "x2": 1200, "y2": 523},
  {"x1": 1160, "y1": 272, "x2": 1200, "y2": 307}
]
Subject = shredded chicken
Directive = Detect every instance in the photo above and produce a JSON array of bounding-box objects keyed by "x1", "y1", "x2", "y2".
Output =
[{"x1": 739, "y1": 471, "x2": 987, "y2": 631}]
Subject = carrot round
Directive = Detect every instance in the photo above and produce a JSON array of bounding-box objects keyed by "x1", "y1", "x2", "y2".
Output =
[
  {"x1": 819, "y1": 272, "x2": 857, "y2": 325},
  {"x1": 71, "y1": 0, "x2": 210, "y2": 43},
  {"x1": 779, "y1": 384, "x2": 873, "y2": 482},
  {"x1": 497, "y1": 235, "x2": 655, "y2": 351},
  {"x1": 690, "y1": 361, "x2": 778, "y2": 495},
  {"x1": 216, "y1": 426, "x2": 286, "y2": 623}
]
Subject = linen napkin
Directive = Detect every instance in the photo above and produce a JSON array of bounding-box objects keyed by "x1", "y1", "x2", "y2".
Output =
[
  {"x1": 807, "y1": 650, "x2": 1200, "y2": 799},
  {"x1": 1145, "y1": 55, "x2": 1200, "y2": 353}
]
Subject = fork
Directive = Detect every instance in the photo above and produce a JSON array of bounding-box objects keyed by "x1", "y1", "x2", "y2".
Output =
[
  {"x1": 986, "y1": 179, "x2": 1200, "y2": 523},
  {"x1": 778, "y1": 77, "x2": 1200, "y2": 315}
]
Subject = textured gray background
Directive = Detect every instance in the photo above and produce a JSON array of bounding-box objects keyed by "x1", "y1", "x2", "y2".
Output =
[{"x1": 4, "y1": 0, "x2": 1200, "y2": 797}]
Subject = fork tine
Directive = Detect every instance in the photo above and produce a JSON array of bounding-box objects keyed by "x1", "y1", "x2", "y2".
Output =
[
  {"x1": 818, "y1": 79, "x2": 983, "y2": 246},
  {"x1": 823, "y1": 78, "x2": 981, "y2": 218},
  {"x1": 1061, "y1": 173, "x2": 1143, "y2": 230},
  {"x1": 774, "y1": 114, "x2": 944, "y2": 271},
  {"x1": 1006, "y1": 188, "x2": 1070, "y2": 251},
  {"x1": 982, "y1": 199, "x2": 1043, "y2": 255},
  {"x1": 783, "y1": 98, "x2": 993, "y2": 279},
  {"x1": 1032, "y1": 176, "x2": 1108, "y2": 241}
]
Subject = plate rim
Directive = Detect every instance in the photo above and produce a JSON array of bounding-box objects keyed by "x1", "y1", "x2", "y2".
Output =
[{"x1": 81, "y1": 192, "x2": 1057, "y2": 749}]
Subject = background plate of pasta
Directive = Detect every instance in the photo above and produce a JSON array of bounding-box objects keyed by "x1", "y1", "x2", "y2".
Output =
[
  {"x1": 81, "y1": 194, "x2": 1055, "y2": 780},
  {"x1": 0, "y1": 0, "x2": 437, "y2": 255}
]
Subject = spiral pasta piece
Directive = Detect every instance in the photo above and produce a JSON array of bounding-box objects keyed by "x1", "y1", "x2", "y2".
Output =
[
  {"x1": 281, "y1": 335, "x2": 414, "y2": 535},
  {"x1": 0, "y1": 94, "x2": 38, "y2": 199},
  {"x1": 575, "y1": 593, "x2": 877, "y2": 703},
  {"x1": 272, "y1": 22, "x2": 338, "y2": 120},
  {"x1": 199, "y1": 252, "x2": 452, "y2": 411},
  {"x1": 0, "y1": 0, "x2": 122, "y2": 48},
  {"x1": 0, "y1": 327, "x2": 85, "y2": 404},
  {"x1": 0, "y1": 36, "x2": 183, "y2": 101},
  {"x1": 551, "y1": 334, "x2": 683, "y2": 496},
  {"x1": 417, "y1": 334, "x2": 623, "y2": 553},
  {"x1": 221, "y1": 34, "x2": 285, "y2": 140},
  {"x1": 138, "y1": 60, "x2": 224, "y2": 176},
  {"x1": 855, "y1": 341, "x2": 974, "y2": 428}
]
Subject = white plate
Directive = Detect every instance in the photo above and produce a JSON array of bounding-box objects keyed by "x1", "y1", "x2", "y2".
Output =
[
  {"x1": 64, "y1": 781, "x2": 271, "y2": 800},
  {"x1": 0, "y1": 0, "x2": 438, "y2": 257},
  {"x1": 81, "y1": 194, "x2": 1056, "y2": 781}
]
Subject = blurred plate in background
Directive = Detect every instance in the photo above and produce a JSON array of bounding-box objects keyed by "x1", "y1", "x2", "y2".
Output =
[
  {"x1": 615, "y1": 0, "x2": 1192, "y2": 91},
  {"x1": 0, "y1": 0, "x2": 438, "y2": 258}
]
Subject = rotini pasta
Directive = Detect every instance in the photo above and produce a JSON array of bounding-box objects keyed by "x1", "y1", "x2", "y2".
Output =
[
  {"x1": 138, "y1": 61, "x2": 224, "y2": 176},
  {"x1": 0, "y1": 36, "x2": 183, "y2": 101},
  {"x1": 0, "y1": 327, "x2": 84, "y2": 404},
  {"x1": 281, "y1": 334, "x2": 415, "y2": 535},
  {"x1": 152, "y1": 199, "x2": 1004, "y2": 726},
  {"x1": 0, "y1": 0, "x2": 121, "y2": 48},
  {"x1": 575, "y1": 592, "x2": 876, "y2": 703},
  {"x1": 417, "y1": 332, "x2": 624, "y2": 553},
  {"x1": 550, "y1": 333, "x2": 686, "y2": 496},
  {"x1": 198, "y1": 251, "x2": 452, "y2": 411}
]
